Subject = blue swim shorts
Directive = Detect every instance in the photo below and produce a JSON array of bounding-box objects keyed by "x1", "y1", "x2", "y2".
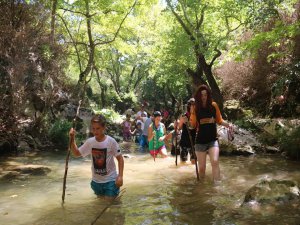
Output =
[
  {"x1": 90, "y1": 180, "x2": 120, "y2": 197},
  {"x1": 195, "y1": 140, "x2": 219, "y2": 152}
]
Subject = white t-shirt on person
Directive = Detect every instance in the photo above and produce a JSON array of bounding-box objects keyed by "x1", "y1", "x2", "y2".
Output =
[
  {"x1": 136, "y1": 110, "x2": 147, "y2": 117},
  {"x1": 78, "y1": 135, "x2": 121, "y2": 183}
]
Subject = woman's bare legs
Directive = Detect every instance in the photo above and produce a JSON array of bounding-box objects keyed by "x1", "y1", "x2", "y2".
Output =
[
  {"x1": 195, "y1": 151, "x2": 207, "y2": 179},
  {"x1": 208, "y1": 147, "x2": 220, "y2": 182}
]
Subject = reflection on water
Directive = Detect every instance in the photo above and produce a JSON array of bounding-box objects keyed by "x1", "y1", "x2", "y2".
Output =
[{"x1": 0, "y1": 146, "x2": 300, "y2": 225}]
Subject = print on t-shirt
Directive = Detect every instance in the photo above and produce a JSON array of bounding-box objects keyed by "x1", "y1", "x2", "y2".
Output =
[{"x1": 92, "y1": 148, "x2": 107, "y2": 175}]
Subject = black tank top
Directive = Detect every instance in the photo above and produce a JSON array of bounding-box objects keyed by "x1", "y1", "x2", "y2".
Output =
[{"x1": 195, "y1": 106, "x2": 217, "y2": 144}]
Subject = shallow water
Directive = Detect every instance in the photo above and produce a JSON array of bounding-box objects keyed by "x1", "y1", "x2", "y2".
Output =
[{"x1": 0, "y1": 143, "x2": 300, "y2": 225}]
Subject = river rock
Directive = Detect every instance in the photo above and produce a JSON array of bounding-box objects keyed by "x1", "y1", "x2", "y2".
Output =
[
  {"x1": 243, "y1": 179, "x2": 300, "y2": 205},
  {"x1": 6, "y1": 164, "x2": 51, "y2": 175},
  {"x1": 17, "y1": 140, "x2": 32, "y2": 151},
  {"x1": 0, "y1": 171, "x2": 21, "y2": 181},
  {"x1": 223, "y1": 100, "x2": 244, "y2": 120},
  {"x1": 251, "y1": 118, "x2": 300, "y2": 135},
  {"x1": 264, "y1": 145, "x2": 280, "y2": 153}
]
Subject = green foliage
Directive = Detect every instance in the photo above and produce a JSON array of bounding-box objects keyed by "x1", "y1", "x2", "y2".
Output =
[
  {"x1": 235, "y1": 21, "x2": 300, "y2": 60},
  {"x1": 48, "y1": 120, "x2": 72, "y2": 147},
  {"x1": 234, "y1": 119, "x2": 259, "y2": 132},
  {"x1": 94, "y1": 108, "x2": 123, "y2": 124},
  {"x1": 279, "y1": 126, "x2": 300, "y2": 160}
]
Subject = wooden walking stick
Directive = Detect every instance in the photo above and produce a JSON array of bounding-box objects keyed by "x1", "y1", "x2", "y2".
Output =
[
  {"x1": 90, "y1": 188, "x2": 126, "y2": 225},
  {"x1": 175, "y1": 121, "x2": 178, "y2": 166},
  {"x1": 62, "y1": 100, "x2": 82, "y2": 203},
  {"x1": 186, "y1": 122, "x2": 200, "y2": 181}
]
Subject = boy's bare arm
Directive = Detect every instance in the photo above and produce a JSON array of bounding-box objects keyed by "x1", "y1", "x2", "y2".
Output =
[
  {"x1": 69, "y1": 128, "x2": 81, "y2": 157},
  {"x1": 148, "y1": 126, "x2": 154, "y2": 141},
  {"x1": 115, "y1": 154, "x2": 124, "y2": 187}
]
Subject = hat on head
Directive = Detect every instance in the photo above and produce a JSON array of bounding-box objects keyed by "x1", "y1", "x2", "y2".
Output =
[
  {"x1": 187, "y1": 98, "x2": 195, "y2": 103},
  {"x1": 153, "y1": 111, "x2": 162, "y2": 117}
]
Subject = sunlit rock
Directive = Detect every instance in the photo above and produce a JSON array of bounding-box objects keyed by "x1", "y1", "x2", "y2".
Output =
[
  {"x1": 218, "y1": 126, "x2": 260, "y2": 156},
  {"x1": 223, "y1": 99, "x2": 244, "y2": 120},
  {"x1": 264, "y1": 146, "x2": 280, "y2": 153},
  {"x1": 6, "y1": 164, "x2": 51, "y2": 176},
  {"x1": 243, "y1": 179, "x2": 300, "y2": 205}
]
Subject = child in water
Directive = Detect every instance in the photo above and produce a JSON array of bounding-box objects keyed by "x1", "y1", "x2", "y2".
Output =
[
  {"x1": 131, "y1": 122, "x2": 143, "y2": 143},
  {"x1": 148, "y1": 111, "x2": 168, "y2": 159},
  {"x1": 69, "y1": 114, "x2": 124, "y2": 199},
  {"x1": 122, "y1": 114, "x2": 132, "y2": 141}
]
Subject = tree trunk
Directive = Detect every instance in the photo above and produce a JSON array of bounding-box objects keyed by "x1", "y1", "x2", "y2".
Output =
[
  {"x1": 186, "y1": 59, "x2": 223, "y2": 110},
  {"x1": 203, "y1": 64, "x2": 224, "y2": 110},
  {"x1": 50, "y1": 0, "x2": 57, "y2": 43},
  {"x1": 0, "y1": 58, "x2": 15, "y2": 132},
  {"x1": 293, "y1": 1, "x2": 300, "y2": 61},
  {"x1": 186, "y1": 68, "x2": 207, "y2": 93},
  {"x1": 94, "y1": 66, "x2": 107, "y2": 108},
  {"x1": 78, "y1": 0, "x2": 94, "y2": 84}
]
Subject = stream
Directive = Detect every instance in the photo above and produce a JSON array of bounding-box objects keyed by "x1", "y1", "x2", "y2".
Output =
[{"x1": 0, "y1": 142, "x2": 300, "y2": 225}]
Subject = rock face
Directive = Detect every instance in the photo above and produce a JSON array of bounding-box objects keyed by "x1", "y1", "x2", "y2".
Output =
[
  {"x1": 223, "y1": 100, "x2": 244, "y2": 120},
  {"x1": 218, "y1": 126, "x2": 260, "y2": 156},
  {"x1": 243, "y1": 179, "x2": 300, "y2": 205},
  {"x1": 219, "y1": 118, "x2": 300, "y2": 156},
  {"x1": 51, "y1": 103, "x2": 96, "y2": 141},
  {"x1": 0, "y1": 164, "x2": 51, "y2": 181},
  {"x1": 8, "y1": 165, "x2": 51, "y2": 175}
]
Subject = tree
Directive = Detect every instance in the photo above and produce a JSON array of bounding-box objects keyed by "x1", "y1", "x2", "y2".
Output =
[
  {"x1": 57, "y1": 0, "x2": 137, "y2": 101},
  {"x1": 165, "y1": 0, "x2": 254, "y2": 110}
]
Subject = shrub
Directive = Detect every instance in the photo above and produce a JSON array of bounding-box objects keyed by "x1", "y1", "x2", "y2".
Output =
[
  {"x1": 94, "y1": 108, "x2": 123, "y2": 124},
  {"x1": 48, "y1": 119, "x2": 72, "y2": 147},
  {"x1": 279, "y1": 126, "x2": 300, "y2": 160}
]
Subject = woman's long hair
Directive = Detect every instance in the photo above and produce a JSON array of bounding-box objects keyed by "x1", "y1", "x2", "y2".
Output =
[{"x1": 194, "y1": 84, "x2": 213, "y2": 118}]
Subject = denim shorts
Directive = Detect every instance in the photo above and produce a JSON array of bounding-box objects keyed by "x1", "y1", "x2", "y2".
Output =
[
  {"x1": 90, "y1": 180, "x2": 120, "y2": 197},
  {"x1": 195, "y1": 140, "x2": 219, "y2": 152}
]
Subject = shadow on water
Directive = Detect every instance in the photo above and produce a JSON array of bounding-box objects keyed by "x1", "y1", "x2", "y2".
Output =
[{"x1": 0, "y1": 144, "x2": 300, "y2": 225}]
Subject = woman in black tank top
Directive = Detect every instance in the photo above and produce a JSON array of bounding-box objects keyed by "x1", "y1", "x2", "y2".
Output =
[{"x1": 194, "y1": 85, "x2": 233, "y2": 183}]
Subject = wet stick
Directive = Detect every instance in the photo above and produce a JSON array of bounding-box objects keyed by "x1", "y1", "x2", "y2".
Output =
[
  {"x1": 90, "y1": 188, "x2": 126, "y2": 225},
  {"x1": 186, "y1": 123, "x2": 199, "y2": 181},
  {"x1": 153, "y1": 130, "x2": 156, "y2": 162},
  {"x1": 175, "y1": 125, "x2": 178, "y2": 166},
  {"x1": 62, "y1": 100, "x2": 82, "y2": 203}
]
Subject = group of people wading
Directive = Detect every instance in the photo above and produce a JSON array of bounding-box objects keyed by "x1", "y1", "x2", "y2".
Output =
[{"x1": 69, "y1": 84, "x2": 233, "y2": 199}]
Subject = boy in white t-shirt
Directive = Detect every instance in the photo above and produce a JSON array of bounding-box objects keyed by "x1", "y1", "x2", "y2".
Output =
[{"x1": 69, "y1": 114, "x2": 124, "y2": 199}]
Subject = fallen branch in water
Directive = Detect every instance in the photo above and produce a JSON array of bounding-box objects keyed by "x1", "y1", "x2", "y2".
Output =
[{"x1": 90, "y1": 188, "x2": 126, "y2": 225}]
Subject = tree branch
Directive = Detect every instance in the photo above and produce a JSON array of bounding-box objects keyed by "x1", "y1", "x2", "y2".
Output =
[
  {"x1": 209, "y1": 49, "x2": 221, "y2": 67},
  {"x1": 95, "y1": 0, "x2": 137, "y2": 46},
  {"x1": 59, "y1": 8, "x2": 87, "y2": 17},
  {"x1": 126, "y1": 65, "x2": 136, "y2": 92},
  {"x1": 178, "y1": 0, "x2": 194, "y2": 30},
  {"x1": 166, "y1": 0, "x2": 195, "y2": 41},
  {"x1": 64, "y1": 41, "x2": 88, "y2": 46},
  {"x1": 106, "y1": 68, "x2": 120, "y2": 95},
  {"x1": 133, "y1": 67, "x2": 146, "y2": 90},
  {"x1": 57, "y1": 13, "x2": 82, "y2": 73},
  {"x1": 196, "y1": 5, "x2": 207, "y2": 30}
]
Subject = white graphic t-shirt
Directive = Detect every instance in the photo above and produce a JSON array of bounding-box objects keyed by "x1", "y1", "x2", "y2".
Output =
[{"x1": 78, "y1": 135, "x2": 121, "y2": 183}]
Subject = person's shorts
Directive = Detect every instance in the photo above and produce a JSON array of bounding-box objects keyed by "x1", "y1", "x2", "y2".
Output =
[
  {"x1": 90, "y1": 180, "x2": 120, "y2": 197},
  {"x1": 150, "y1": 145, "x2": 167, "y2": 157},
  {"x1": 195, "y1": 140, "x2": 219, "y2": 152}
]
